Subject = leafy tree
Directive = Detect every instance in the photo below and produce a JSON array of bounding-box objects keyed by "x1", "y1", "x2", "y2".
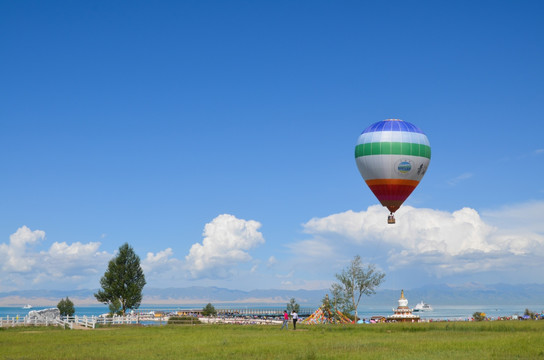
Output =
[
  {"x1": 473, "y1": 312, "x2": 486, "y2": 321},
  {"x1": 57, "y1": 297, "x2": 75, "y2": 317},
  {"x1": 332, "y1": 255, "x2": 385, "y2": 322},
  {"x1": 202, "y1": 303, "x2": 217, "y2": 316},
  {"x1": 94, "y1": 243, "x2": 146, "y2": 315},
  {"x1": 286, "y1": 298, "x2": 300, "y2": 314}
]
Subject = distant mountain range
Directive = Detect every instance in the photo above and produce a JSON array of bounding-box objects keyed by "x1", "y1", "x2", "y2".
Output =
[{"x1": 1, "y1": 283, "x2": 543, "y2": 307}]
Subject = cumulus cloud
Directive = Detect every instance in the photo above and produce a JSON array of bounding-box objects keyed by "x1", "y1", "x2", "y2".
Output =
[
  {"x1": 185, "y1": 214, "x2": 265, "y2": 279},
  {"x1": 144, "y1": 248, "x2": 174, "y2": 265},
  {"x1": 142, "y1": 248, "x2": 183, "y2": 277},
  {"x1": 40, "y1": 241, "x2": 107, "y2": 278},
  {"x1": 299, "y1": 204, "x2": 544, "y2": 279},
  {"x1": 0, "y1": 226, "x2": 112, "y2": 290},
  {"x1": 0, "y1": 226, "x2": 45, "y2": 272},
  {"x1": 0, "y1": 215, "x2": 267, "y2": 291}
]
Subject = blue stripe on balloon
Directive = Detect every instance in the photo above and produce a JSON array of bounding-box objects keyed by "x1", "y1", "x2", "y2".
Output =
[{"x1": 361, "y1": 119, "x2": 424, "y2": 135}]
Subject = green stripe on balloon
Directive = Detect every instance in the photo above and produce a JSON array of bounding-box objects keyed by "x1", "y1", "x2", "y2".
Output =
[{"x1": 355, "y1": 142, "x2": 431, "y2": 159}]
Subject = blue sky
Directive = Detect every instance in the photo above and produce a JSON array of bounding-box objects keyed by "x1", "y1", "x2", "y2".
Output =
[{"x1": 1, "y1": 0, "x2": 543, "y2": 293}]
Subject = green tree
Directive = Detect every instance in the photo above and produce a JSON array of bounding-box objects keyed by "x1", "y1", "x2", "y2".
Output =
[
  {"x1": 94, "y1": 243, "x2": 146, "y2": 315},
  {"x1": 57, "y1": 297, "x2": 75, "y2": 317},
  {"x1": 286, "y1": 298, "x2": 300, "y2": 314},
  {"x1": 202, "y1": 303, "x2": 217, "y2": 316},
  {"x1": 332, "y1": 255, "x2": 385, "y2": 322}
]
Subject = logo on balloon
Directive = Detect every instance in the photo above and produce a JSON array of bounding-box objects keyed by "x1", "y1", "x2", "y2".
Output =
[{"x1": 397, "y1": 161, "x2": 412, "y2": 174}]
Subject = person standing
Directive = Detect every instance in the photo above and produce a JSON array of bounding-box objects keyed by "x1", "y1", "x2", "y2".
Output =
[
  {"x1": 291, "y1": 310, "x2": 298, "y2": 330},
  {"x1": 280, "y1": 310, "x2": 289, "y2": 330}
]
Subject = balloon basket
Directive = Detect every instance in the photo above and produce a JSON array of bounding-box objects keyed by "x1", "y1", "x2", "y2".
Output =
[{"x1": 387, "y1": 215, "x2": 396, "y2": 224}]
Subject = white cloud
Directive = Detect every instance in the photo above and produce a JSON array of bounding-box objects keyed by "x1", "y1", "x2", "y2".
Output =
[
  {"x1": 267, "y1": 256, "x2": 277, "y2": 267},
  {"x1": 40, "y1": 241, "x2": 108, "y2": 279},
  {"x1": 47, "y1": 241, "x2": 102, "y2": 258},
  {"x1": 3, "y1": 202, "x2": 542, "y2": 292},
  {"x1": 0, "y1": 226, "x2": 112, "y2": 290},
  {"x1": 185, "y1": 214, "x2": 265, "y2": 279},
  {"x1": 0, "y1": 226, "x2": 45, "y2": 272},
  {"x1": 142, "y1": 248, "x2": 176, "y2": 271},
  {"x1": 447, "y1": 172, "x2": 473, "y2": 186},
  {"x1": 140, "y1": 248, "x2": 184, "y2": 286},
  {"x1": 298, "y1": 204, "x2": 544, "y2": 280},
  {"x1": 482, "y1": 201, "x2": 544, "y2": 233}
]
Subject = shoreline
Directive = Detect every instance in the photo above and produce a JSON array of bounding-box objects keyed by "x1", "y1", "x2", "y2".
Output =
[{"x1": 1, "y1": 304, "x2": 542, "y2": 323}]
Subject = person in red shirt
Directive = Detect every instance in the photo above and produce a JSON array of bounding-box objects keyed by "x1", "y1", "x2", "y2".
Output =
[{"x1": 280, "y1": 310, "x2": 289, "y2": 330}]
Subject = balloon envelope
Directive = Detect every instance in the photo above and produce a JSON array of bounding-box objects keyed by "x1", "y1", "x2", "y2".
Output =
[{"x1": 355, "y1": 119, "x2": 431, "y2": 214}]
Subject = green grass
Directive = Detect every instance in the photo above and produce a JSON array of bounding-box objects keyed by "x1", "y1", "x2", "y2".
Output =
[{"x1": 1, "y1": 321, "x2": 543, "y2": 359}]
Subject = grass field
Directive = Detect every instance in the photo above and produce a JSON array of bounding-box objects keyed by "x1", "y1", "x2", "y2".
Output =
[{"x1": 1, "y1": 321, "x2": 543, "y2": 359}]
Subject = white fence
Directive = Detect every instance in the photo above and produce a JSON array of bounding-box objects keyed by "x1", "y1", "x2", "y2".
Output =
[
  {"x1": 0, "y1": 315, "x2": 67, "y2": 328},
  {"x1": 0, "y1": 314, "x2": 282, "y2": 329},
  {"x1": 0, "y1": 314, "x2": 142, "y2": 329}
]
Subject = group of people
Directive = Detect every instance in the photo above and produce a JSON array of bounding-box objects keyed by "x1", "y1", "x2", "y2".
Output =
[{"x1": 280, "y1": 310, "x2": 298, "y2": 330}]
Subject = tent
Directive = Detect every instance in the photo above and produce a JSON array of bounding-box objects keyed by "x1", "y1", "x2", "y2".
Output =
[{"x1": 301, "y1": 307, "x2": 352, "y2": 325}]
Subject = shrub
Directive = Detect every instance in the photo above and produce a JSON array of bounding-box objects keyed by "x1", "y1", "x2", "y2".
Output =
[
  {"x1": 57, "y1": 297, "x2": 75, "y2": 317},
  {"x1": 167, "y1": 316, "x2": 201, "y2": 325},
  {"x1": 473, "y1": 312, "x2": 486, "y2": 321}
]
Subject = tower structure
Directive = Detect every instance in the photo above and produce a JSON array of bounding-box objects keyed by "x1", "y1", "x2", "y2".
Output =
[{"x1": 387, "y1": 290, "x2": 420, "y2": 322}]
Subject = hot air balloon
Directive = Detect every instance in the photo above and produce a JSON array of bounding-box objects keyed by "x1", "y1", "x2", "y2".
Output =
[{"x1": 355, "y1": 119, "x2": 431, "y2": 224}]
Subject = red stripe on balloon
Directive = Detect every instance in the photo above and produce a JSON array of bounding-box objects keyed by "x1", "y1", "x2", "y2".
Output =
[{"x1": 367, "y1": 183, "x2": 417, "y2": 213}]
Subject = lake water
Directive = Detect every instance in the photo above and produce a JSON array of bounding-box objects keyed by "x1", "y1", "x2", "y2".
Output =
[{"x1": 2, "y1": 304, "x2": 542, "y2": 321}]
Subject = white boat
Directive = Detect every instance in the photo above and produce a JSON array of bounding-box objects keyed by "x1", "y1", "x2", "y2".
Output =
[
  {"x1": 413, "y1": 301, "x2": 432, "y2": 312},
  {"x1": 23, "y1": 304, "x2": 32, "y2": 309}
]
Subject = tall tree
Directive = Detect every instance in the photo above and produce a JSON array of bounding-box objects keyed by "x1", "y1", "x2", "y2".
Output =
[
  {"x1": 94, "y1": 243, "x2": 146, "y2": 315},
  {"x1": 332, "y1": 255, "x2": 385, "y2": 322}
]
